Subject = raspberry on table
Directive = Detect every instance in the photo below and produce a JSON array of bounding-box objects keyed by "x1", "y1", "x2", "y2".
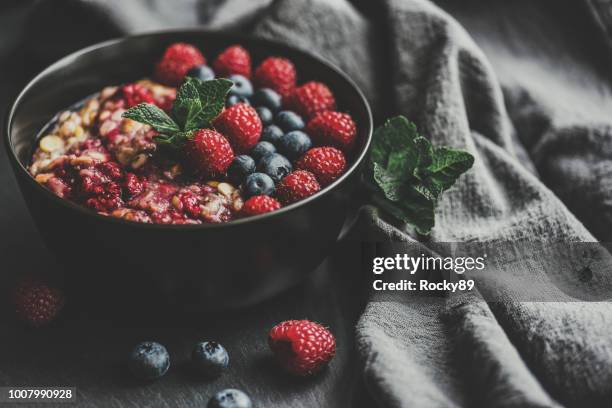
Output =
[
  {"x1": 288, "y1": 81, "x2": 336, "y2": 119},
  {"x1": 268, "y1": 319, "x2": 336, "y2": 376},
  {"x1": 296, "y1": 146, "x2": 346, "y2": 186},
  {"x1": 254, "y1": 57, "x2": 297, "y2": 99},
  {"x1": 276, "y1": 170, "x2": 321, "y2": 205},
  {"x1": 306, "y1": 111, "x2": 357, "y2": 153},
  {"x1": 12, "y1": 277, "x2": 65, "y2": 327}
]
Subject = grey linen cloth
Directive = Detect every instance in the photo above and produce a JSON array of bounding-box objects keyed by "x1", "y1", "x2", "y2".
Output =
[{"x1": 6, "y1": 0, "x2": 612, "y2": 406}]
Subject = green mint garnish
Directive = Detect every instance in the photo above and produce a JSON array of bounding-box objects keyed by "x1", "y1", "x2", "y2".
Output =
[
  {"x1": 122, "y1": 77, "x2": 233, "y2": 147},
  {"x1": 369, "y1": 116, "x2": 474, "y2": 235}
]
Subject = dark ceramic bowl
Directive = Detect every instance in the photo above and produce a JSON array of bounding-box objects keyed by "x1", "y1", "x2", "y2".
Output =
[{"x1": 4, "y1": 30, "x2": 372, "y2": 310}]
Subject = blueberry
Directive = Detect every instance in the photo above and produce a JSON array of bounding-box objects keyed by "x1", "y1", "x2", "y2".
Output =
[
  {"x1": 256, "y1": 107, "x2": 273, "y2": 126},
  {"x1": 244, "y1": 173, "x2": 275, "y2": 197},
  {"x1": 257, "y1": 153, "x2": 292, "y2": 183},
  {"x1": 251, "y1": 141, "x2": 277, "y2": 162},
  {"x1": 186, "y1": 65, "x2": 215, "y2": 81},
  {"x1": 208, "y1": 389, "x2": 253, "y2": 408},
  {"x1": 226, "y1": 94, "x2": 250, "y2": 107},
  {"x1": 276, "y1": 111, "x2": 305, "y2": 132},
  {"x1": 228, "y1": 75, "x2": 253, "y2": 98},
  {"x1": 279, "y1": 131, "x2": 312, "y2": 159},
  {"x1": 261, "y1": 125, "x2": 284, "y2": 144},
  {"x1": 128, "y1": 341, "x2": 170, "y2": 380},
  {"x1": 252, "y1": 88, "x2": 282, "y2": 112},
  {"x1": 227, "y1": 155, "x2": 256, "y2": 185},
  {"x1": 192, "y1": 341, "x2": 229, "y2": 378}
]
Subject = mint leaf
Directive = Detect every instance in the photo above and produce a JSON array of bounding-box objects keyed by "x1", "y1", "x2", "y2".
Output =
[
  {"x1": 189, "y1": 78, "x2": 233, "y2": 128},
  {"x1": 369, "y1": 115, "x2": 474, "y2": 234},
  {"x1": 427, "y1": 147, "x2": 474, "y2": 190},
  {"x1": 123, "y1": 103, "x2": 180, "y2": 135},
  {"x1": 172, "y1": 78, "x2": 204, "y2": 132},
  {"x1": 122, "y1": 78, "x2": 232, "y2": 149}
]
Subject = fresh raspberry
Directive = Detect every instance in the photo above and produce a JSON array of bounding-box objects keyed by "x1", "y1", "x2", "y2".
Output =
[
  {"x1": 268, "y1": 320, "x2": 336, "y2": 376},
  {"x1": 183, "y1": 129, "x2": 234, "y2": 178},
  {"x1": 296, "y1": 147, "x2": 347, "y2": 186},
  {"x1": 276, "y1": 170, "x2": 321, "y2": 205},
  {"x1": 154, "y1": 43, "x2": 206, "y2": 86},
  {"x1": 306, "y1": 111, "x2": 357, "y2": 153},
  {"x1": 242, "y1": 195, "x2": 281, "y2": 216},
  {"x1": 288, "y1": 82, "x2": 336, "y2": 119},
  {"x1": 213, "y1": 103, "x2": 262, "y2": 153},
  {"x1": 254, "y1": 57, "x2": 296, "y2": 98},
  {"x1": 119, "y1": 83, "x2": 156, "y2": 108},
  {"x1": 12, "y1": 277, "x2": 65, "y2": 327},
  {"x1": 213, "y1": 45, "x2": 251, "y2": 78}
]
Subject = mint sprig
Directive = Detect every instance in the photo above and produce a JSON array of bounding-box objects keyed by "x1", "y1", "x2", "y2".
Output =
[
  {"x1": 122, "y1": 77, "x2": 233, "y2": 147},
  {"x1": 369, "y1": 116, "x2": 474, "y2": 235}
]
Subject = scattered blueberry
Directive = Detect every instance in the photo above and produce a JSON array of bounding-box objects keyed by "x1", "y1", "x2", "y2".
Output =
[
  {"x1": 128, "y1": 341, "x2": 170, "y2": 381},
  {"x1": 278, "y1": 131, "x2": 312, "y2": 159},
  {"x1": 208, "y1": 389, "x2": 253, "y2": 408},
  {"x1": 257, "y1": 153, "x2": 292, "y2": 183},
  {"x1": 226, "y1": 94, "x2": 250, "y2": 107},
  {"x1": 186, "y1": 65, "x2": 215, "y2": 81},
  {"x1": 244, "y1": 173, "x2": 275, "y2": 197},
  {"x1": 227, "y1": 155, "x2": 256, "y2": 185},
  {"x1": 252, "y1": 88, "x2": 282, "y2": 112},
  {"x1": 256, "y1": 107, "x2": 273, "y2": 126},
  {"x1": 251, "y1": 141, "x2": 277, "y2": 162},
  {"x1": 260, "y1": 125, "x2": 284, "y2": 144},
  {"x1": 276, "y1": 111, "x2": 305, "y2": 132},
  {"x1": 228, "y1": 74, "x2": 253, "y2": 98},
  {"x1": 192, "y1": 341, "x2": 229, "y2": 378}
]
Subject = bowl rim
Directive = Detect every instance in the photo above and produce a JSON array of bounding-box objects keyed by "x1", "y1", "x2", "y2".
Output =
[{"x1": 4, "y1": 28, "x2": 373, "y2": 230}]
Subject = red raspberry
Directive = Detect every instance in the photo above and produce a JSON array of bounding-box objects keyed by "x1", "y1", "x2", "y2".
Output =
[
  {"x1": 254, "y1": 57, "x2": 297, "y2": 98},
  {"x1": 183, "y1": 129, "x2": 234, "y2": 178},
  {"x1": 119, "y1": 83, "x2": 155, "y2": 108},
  {"x1": 213, "y1": 103, "x2": 262, "y2": 153},
  {"x1": 12, "y1": 277, "x2": 65, "y2": 327},
  {"x1": 276, "y1": 170, "x2": 321, "y2": 205},
  {"x1": 154, "y1": 43, "x2": 206, "y2": 86},
  {"x1": 306, "y1": 111, "x2": 357, "y2": 153},
  {"x1": 242, "y1": 195, "x2": 281, "y2": 216},
  {"x1": 288, "y1": 82, "x2": 336, "y2": 119},
  {"x1": 213, "y1": 45, "x2": 251, "y2": 78},
  {"x1": 296, "y1": 147, "x2": 347, "y2": 186},
  {"x1": 268, "y1": 320, "x2": 336, "y2": 376}
]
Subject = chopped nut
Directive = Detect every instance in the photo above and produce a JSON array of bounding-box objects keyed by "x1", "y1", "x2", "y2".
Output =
[
  {"x1": 172, "y1": 195, "x2": 181, "y2": 209},
  {"x1": 111, "y1": 109, "x2": 125, "y2": 122},
  {"x1": 233, "y1": 197, "x2": 244, "y2": 212},
  {"x1": 59, "y1": 111, "x2": 71, "y2": 122},
  {"x1": 131, "y1": 153, "x2": 147, "y2": 169},
  {"x1": 87, "y1": 151, "x2": 107, "y2": 162},
  {"x1": 99, "y1": 120, "x2": 116, "y2": 136},
  {"x1": 39, "y1": 135, "x2": 64, "y2": 152},
  {"x1": 217, "y1": 182, "x2": 234, "y2": 198},
  {"x1": 170, "y1": 164, "x2": 182, "y2": 178},
  {"x1": 35, "y1": 173, "x2": 54, "y2": 183},
  {"x1": 59, "y1": 121, "x2": 77, "y2": 137},
  {"x1": 71, "y1": 156, "x2": 94, "y2": 166},
  {"x1": 73, "y1": 125, "x2": 84, "y2": 138}
]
